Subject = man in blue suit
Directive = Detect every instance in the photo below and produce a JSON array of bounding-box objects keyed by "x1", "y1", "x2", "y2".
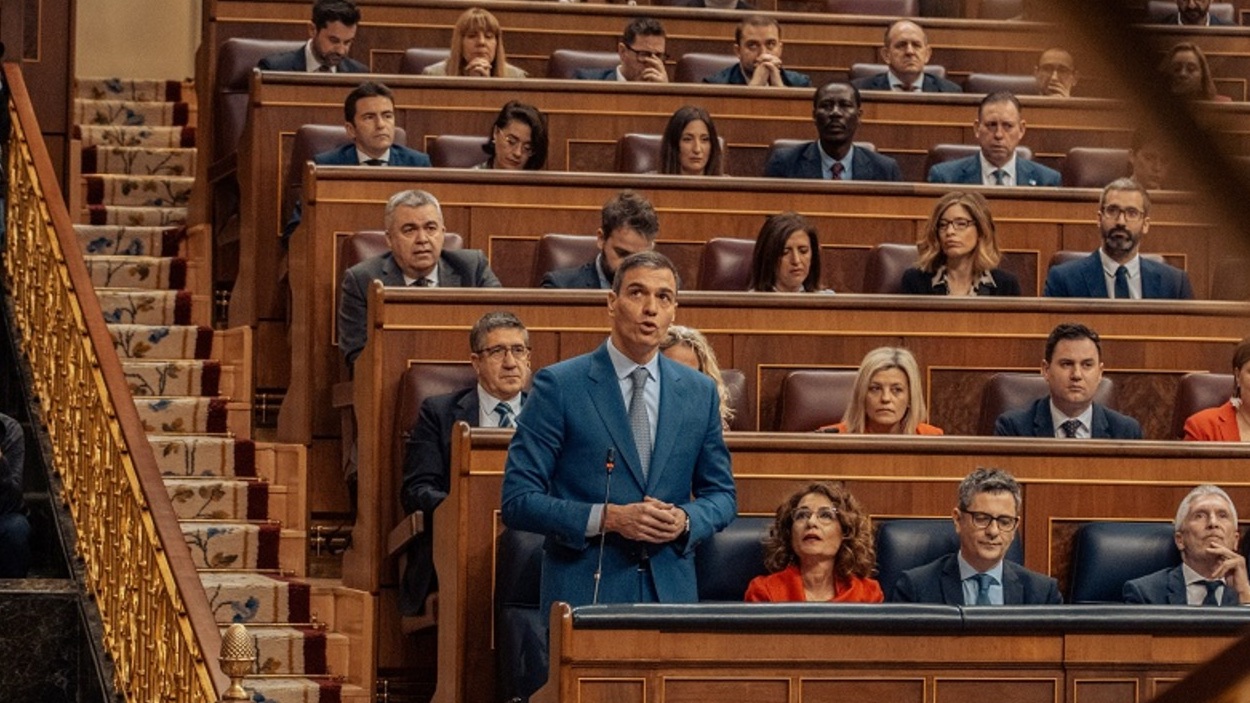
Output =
[
  {"x1": 257, "y1": 0, "x2": 368, "y2": 74},
  {"x1": 852, "y1": 20, "x2": 962, "y2": 93},
  {"x1": 928, "y1": 92, "x2": 1061, "y2": 186},
  {"x1": 702, "y1": 16, "x2": 810, "y2": 88},
  {"x1": 994, "y1": 323, "x2": 1143, "y2": 439},
  {"x1": 1044, "y1": 178, "x2": 1194, "y2": 300},
  {"x1": 542, "y1": 191, "x2": 658, "y2": 289},
  {"x1": 893, "y1": 468, "x2": 1061, "y2": 605},
  {"x1": 1160, "y1": 0, "x2": 1233, "y2": 25},
  {"x1": 502, "y1": 250, "x2": 737, "y2": 614},
  {"x1": 1124, "y1": 485, "x2": 1250, "y2": 605},
  {"x1": 575, "y1": 17, "x2": 670, "y2": 83},
  {"x1": 764, "y1": 81, "x2": 903, "y2": 181}
]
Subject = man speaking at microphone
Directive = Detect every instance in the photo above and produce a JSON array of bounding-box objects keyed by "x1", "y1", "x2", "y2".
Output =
[{"x1": 502, "y1": 251, "x2": 737, "y2": 614}]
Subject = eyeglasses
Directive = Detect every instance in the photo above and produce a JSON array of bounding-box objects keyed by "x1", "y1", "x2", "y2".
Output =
[
  {"x1": 793, "y1": 507, "x2": 838, "y2": 525},
  {"x1": 1100, "y1": 205, "x2": 1145, "y2": 222},
  {"x1": 498, "y1": 132, "x2": 534, "y2": 156},
  {"x1": 961, "y1": 510, "x2": 1019, "y2": 532},
  {"x1": 1037, "y1": 63, "x2": 1075, "y2": 78},
  {"x1": 475, "y1": 344, "x2": 531, "y2": 361},
  {"x1": 622, "y1": 44, "x2": 669, "y2": 62},
  {"x1": 937, "y1": 218, "x2": 974, "y2": 232}
]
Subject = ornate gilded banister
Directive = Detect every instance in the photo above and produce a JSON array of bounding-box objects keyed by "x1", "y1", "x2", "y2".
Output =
[{"x1": 2, "y1": 63, "x2": 224, "y2": 701}]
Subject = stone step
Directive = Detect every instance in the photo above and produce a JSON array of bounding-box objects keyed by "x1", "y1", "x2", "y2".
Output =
[{"x1": 201, "y1": 572, "x2": 310, "y2": 626}]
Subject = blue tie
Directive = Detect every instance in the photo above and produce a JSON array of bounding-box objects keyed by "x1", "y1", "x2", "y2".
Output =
[
  {"x1": 1114, "y1": 265, "x2": 1131, "y2": 299},
  {"x1": 992, "y1": 169, "x2": 1006, "y2": 186},
  {"x1": 1202, "y1": 580, "x2": 1222, "y2": 606},
  {"x1": 493, "y1": 402, "x2": 513, "y2": 428},
  {"x1": 971, "y1": 573, "x2": 994, "y2": 605},
  {"x1": 628, "y1": 366, "x2": 651, "y2": 479}
]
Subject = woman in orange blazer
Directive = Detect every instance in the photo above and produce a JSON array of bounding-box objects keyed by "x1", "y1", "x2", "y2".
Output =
[
  {"x1": 820, "y1": 347, "x2": 944, "y2": 435},
  {"x1": 1184, "y1": 336, "x2": 1250, "y2": 442}
]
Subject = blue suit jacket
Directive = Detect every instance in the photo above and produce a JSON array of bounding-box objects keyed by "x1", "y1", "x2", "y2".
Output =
[
  {"x1": 257, "y1": 47, "x2": 369, "y2": 73},
  {"x1": 574, "y1": 67, "x2": 621, "y2": 81},
  {"x1": 1043, "y1": 251, "x2": 1194, "y2": 300},
  {"x1": 1124, "y1": 564, "x2": 1240, "y2": 605},
  {"x1": 893, "y1": 553, "x2": 1062, "y2": 605},
  {"x1": 501, "y1": 342, "x2": 737, "y2": 612},
  {"x1": 927, "y1": 154, "x2": 1061, "y2": 186},
  {"x1": 541, "y1": 260, "x2": 605, "y2": 289},
  {"x1": 702, "y1": 63, "x2": 811, "y2": 87},
  {"x1": 1160, "y1": 12, "x2": 1233, "y2": 25},
  {"x1": 993, "y1": 397, "x2": 1143, "y2": 439},
  {"x1": 852, "y1": 72, "x2": 963, "y2": 93},
  {"x1": 764, "y1": 142, "x2": 903, "y2": 182}
]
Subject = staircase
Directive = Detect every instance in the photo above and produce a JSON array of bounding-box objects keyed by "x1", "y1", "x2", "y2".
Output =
[{"x1": 70, "y1": 78, "x2": 370, "y2": 703}]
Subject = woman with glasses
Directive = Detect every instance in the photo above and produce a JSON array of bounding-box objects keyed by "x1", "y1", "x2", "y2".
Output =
[
  {"x1": 477, "y1": 101, "x2": 548, "y2": 171},
  {"x1": 901, "y1": 192, "x2": 1020, "y2": 296},
  {"x1": 659, "y1": 325, "x2": 734, "y2": 430},
  {"x1": 745, "y1": 482, "x2": 883, "y2": 602},
  {"x1": 820, "y1": 347, "x2": 943, "y2": 435},
  {"x1": 423, "y1": 7, "x2": 527, "y2": 78}
]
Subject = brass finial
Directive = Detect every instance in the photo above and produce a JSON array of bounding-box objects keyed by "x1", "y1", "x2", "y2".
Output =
[{"x1": 219, "y1": 623, "x2": 255, "y2": 702}]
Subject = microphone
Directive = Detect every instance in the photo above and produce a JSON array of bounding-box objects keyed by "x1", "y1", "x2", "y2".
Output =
[
  {"x1": 817, "y1": 426, "x2": 840, "y2": 433},
  {"x1": 592, "y1": 448, "x2": 615, "y2": 605}
]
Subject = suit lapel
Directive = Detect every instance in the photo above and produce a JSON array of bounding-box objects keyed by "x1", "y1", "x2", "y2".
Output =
[
  {"x1": 1167, "y1": 565, "x2": 1188, "y2": 605},
  {"x1": 456, "y1": 388, "x2": 479, "y2": 426},
  {"x1": 1139, "y1": 258, "x2": 1161, "y2": 298},
  {"x1": 1081, "y1": 253, "x2": 1108, "y2": 297},
  {"x1": 850, "y1": 147, "x2": 871, "y2": 180},
  {"x1": 801, "y1": 143, "x2": 823, "y2": 179},
  {"x1": 380, "y1": 254, "x2": 407, "y2": 286},
  {"x1": 1031, "y1": 398, "x2": 1054, "y2": 437},
  {"x1": 1089, "y1": 405, "x2": 1111, "y2": 439},
  {"x1": 940, "y1": 555, "x2": 964, "y2": 605},
  {"x1": 646, "y1": 357, "x2": 681, "y2": 494},
  {"x1": 438, "y1": 256, "x2": 463, "y2": 287},
  {"x1": 962, "y1": 157, "x2": 982, "y2": 184},
  {"x1": 1001, "y1": 562, "x2": 1024, "y2": 604},
  {"x1": 587, "y1": 345, "x2": 648, "y2": 490}
]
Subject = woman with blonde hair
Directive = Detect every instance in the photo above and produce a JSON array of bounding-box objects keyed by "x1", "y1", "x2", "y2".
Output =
[
  {"x1": 660, "y1": 325, "x2": 735, "y2": 430},
  {"x1": 902, "y1": 191, "x2": 1020, "y2": 296},
  {"x1": 822, "y1": 347, "x2": 943, "y2": 435},
  {"x1": 423, "y1": 8, "x2": 527, "y2": 78},
  {"x1": 1162, "y1": 41, "x2": 1224, "y2": 101}
]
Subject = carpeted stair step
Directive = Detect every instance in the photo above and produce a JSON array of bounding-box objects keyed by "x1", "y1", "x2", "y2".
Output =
[
  {"x1": 135, "y1": 397, "x2": 230, "y2": 434},
  {"x1": 166, "y1": 478, "x2": 268, "y2": 521},
  {"x1": 76, "y1": 224, "x2": 185, "y2": 257},
  {"x1": 82, "y1": 146, "x2": 196, "y2": 176},
  {"x1": 203, "y1": 572, "x2": 311, "y2": 625},
  {"x1": 75, "y1": 77, "x2": 184, "y2": 102},
  {"x1": 99, "y1": 290, "x2": 192, "y2": 325},
  {"x1": 73, "y1": 98, "x2": 189, "y2": 128},
  {"x1": 74, "y1": 124, "x2": 195, "y2": 149},
  {"x1": 85, "y1": 254, "x2": 186, "y2": 289},
  {"x1": 124, "y1": 359, "x2": 220, "y2": 397},
  {"x1": 183, "y1": 521, "x2": 284, "y2": 571},
  {"x1": 85, "y1": 174, "x2": 193, "y2": 208},
  {"x1": 150, "y1": 436, "x2": 256, "y2": 478},
  {"x1": 85, "y1": 204, "x2": 188, "y2": 227},
  {"x1": 231, "y1": 625, "x2": 351, "y2": 677},
  {"x1": 108, "y1": 323, "x2": 212, "y2": 359}
]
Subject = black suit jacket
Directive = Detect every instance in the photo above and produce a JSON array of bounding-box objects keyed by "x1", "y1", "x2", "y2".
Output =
[
  {"x1": 702, "y1": 63, "x2": 811, "y2": 87},
  {"x1": 852, "y1": 72, "x2": 963, "y2": 93},
  {"x1": 257, "y1": 46, "x2": 369, "y2": 73},
  {"x1": 764, "y1": 142, "x2": 903, "y2": 182},
  {"x1": 1123, "y1": 564, "x2": 1240, "y2": 605},
  {"x1": 993, "y1": 397, "x2": 1143, "y2": 439},
  {"x1": 900, "y1": 267, "x2": 1022, "y2": 296},
  {"x1": 1042, "y1": 251, "x2": 1194, "y2": 300},
  {"x1": 541, "y1": 260, "x2": 606, "y2": 289},
  {"x1": 893, "y1": 553, "x2": 1062, "y2": 605},
  {"x1": 1160, "y1": 11, "x2": 1233, "y2": 25}
]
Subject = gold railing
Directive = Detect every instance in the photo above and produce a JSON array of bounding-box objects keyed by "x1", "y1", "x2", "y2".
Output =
[{"x1": 2, "y1": 63, "x2": 224, "y2": 701}]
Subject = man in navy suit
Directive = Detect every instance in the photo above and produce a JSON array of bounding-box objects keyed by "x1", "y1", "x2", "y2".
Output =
[
  {"x1": 702, "y1": 16, "x2": 810, "y2": 88},
  {"x1": 994, "y1": 323, "x2": 1143, "y2": 439},
  {"x1": 1124, "y1": 485, "x2": 1250, "y2": 605},
  {"x1": 257, "y1": 0, "x2": 368, "y2": 73},
  {"x1": 399, "y1": 312, "x2": 531, "y2": 618},
  {"x1": 852, "y1": 20, "x2": 962, "y2": 93},
  {"x1": 575, "y1": 17, "x2": 669, "y2": 83},
  {"x1": 764, "y1": 81, "x2": 903, "y2": 181},
  {"x1": 893, "y1": 468, "x2": 1062, "y2": 605},
  {"x1": 542, "y1": 191, "x2": 658, "y2": 289},
  {"x1": 1044, "y1": 178, "x2": 1194, "y2": 299},
  {"x1": 1160, "y1": 0, "x2": 1233, "y2": 25},
  {"x1": 928, "y1": 92, "x2": 1061, "y2": 186},
  {"x1": 283, "y1": 82, "x2": 432, "y2": 241}
]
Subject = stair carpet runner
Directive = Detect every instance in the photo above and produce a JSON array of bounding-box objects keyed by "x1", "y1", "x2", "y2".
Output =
[{"x1": 72, "y1": 78, "x2": 365, "y2": 703}]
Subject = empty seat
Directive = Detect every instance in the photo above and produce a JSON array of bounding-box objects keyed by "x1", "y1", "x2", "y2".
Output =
[
  {"x1": 615, "y1": 134, "x2": 663, "y2": 174},
  {"x1": 825, "y1": 0, "x2": 919, "y2": 15},
  {"x1": 924, "y1": 144, "x2": 1033, "y2": 178},
  {"x1": 530, "y1": 234, "x2": 599, "y2": 287},
  {"x1": 774, "y1": 369, "x2": 858, "y2": 432},
  {"x1": 963, "y1": 73, "x2": 1039, "y2": 96},
  {"x1": 875, "y1": 518, "x2": 1024, "y2": 601},
  {"x1": 697, "y1": 238, "x2": 755, "y2": 291},
  {"x1": 675, "y1": 52, "x2": 738, "y2": 83},
  {"x1": 862, "y1": 243, "x2": 919, "y2": 294},
  {"x1": 1062, "y1": 148, "x2": 1130, "y2": 188},
  {"x1": 1146, "y1": 0, "x2": 1236, "y2": 23},
  {"x1": 695, "y1": 516, "x2": 772, "y2": 600},
  {"x1": 215, "y1": 39, "x2": 304, "y2": 164},
  {"x1": 547, "y1": 50, "x2": 620, "y2": 79},
  {"x1": 721, "y1": 369, "x2": 751, "y2": 432},
  {"x1": 849, "y1": 63, "x2": 946, "y2": 82},
  {"x1": 1170, "y1": 372, "x2": 1234, "y2": 439},
  {"x1": 399, "y1": 47, "x2": 452, "y2": 74},
  {"x1": 428, "y1": 135, "x2": 490, "y2": 168},
  {"x1": 1067, "y1": 522, "x2": 1179, "y2": 603},
  {"x1": 976, "y1": 372, "x2": 1115, "y2": 436}
]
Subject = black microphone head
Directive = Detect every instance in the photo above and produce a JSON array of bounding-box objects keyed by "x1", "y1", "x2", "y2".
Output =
[
  {"x1": 605, "y1": 447, "x2": 615, "y2": 469},
  {"x1": 817, "y1": 426, "x2": 840, "y2": 433}
]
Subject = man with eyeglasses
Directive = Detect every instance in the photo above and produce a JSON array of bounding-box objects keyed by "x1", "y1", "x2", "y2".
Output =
[
  {"x1": 893, "y1": 468, "x2": 1061, "y2": 605},
  {"x1": 928, "y1": 92, "x2": 1061, "y2": 186},
  {"x1": 765, "y1": 81, "x2": 903, "y2": 181},
  {"x1": 703, "y1": 16, "x2": 810, "y2": 88},
  {"x1": 1043, "y1": 178, "x2": 1193, "y2": 299},
  {"x1": 575, "y1": 17, "x2": 670, "y2": 83},
  {"x1": 1034, "y1": 48, "x2": 1078, "y2": 98},
  {"x1": 398, "y1": 311, "x2": 531, "y2": 620}
]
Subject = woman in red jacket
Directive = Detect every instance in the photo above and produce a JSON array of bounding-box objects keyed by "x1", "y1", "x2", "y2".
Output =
[{"x1": 1184, "y1": 336, "x2": 1250, "y2": 442}]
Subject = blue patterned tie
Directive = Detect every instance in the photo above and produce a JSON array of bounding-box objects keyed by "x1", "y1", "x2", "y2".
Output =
[
  {"x1": 628, "y1": 366, "x2": 651, "y2": 479},
  {"x1": 1060, "y1": 419, "x2": 1082, "y2": 438},
  {"x1": 992, "y1": 169, "x2": 1006, "y2": 186},
  {"x1": 972, "y1": 573, "x2": 994, "y2": 605},
  {"x1": 1114, "y1": 265, "x2": 1131, "y2": 299},
  {"x1": 494, "y1": 402, "x2": 513, "y2": 428}
]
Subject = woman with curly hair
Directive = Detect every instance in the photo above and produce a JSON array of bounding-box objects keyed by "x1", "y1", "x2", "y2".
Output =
[{"x1": 745, "y1": 482, "x2": 883, "y2": 602}]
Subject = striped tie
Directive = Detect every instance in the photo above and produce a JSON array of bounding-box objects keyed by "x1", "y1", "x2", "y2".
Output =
[{"x1": 494, "y1": 402, "x2": 513, "y2": 428}]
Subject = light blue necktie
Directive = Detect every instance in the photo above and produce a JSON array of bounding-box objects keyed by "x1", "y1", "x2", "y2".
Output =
[{"x1": 971, "y1": 572, "x2": 995, "y2": 605}]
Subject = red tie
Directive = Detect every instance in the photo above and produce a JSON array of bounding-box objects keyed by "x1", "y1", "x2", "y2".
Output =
[{"x1": 831, "y1": 163, "x2": 844, "y2": 181}]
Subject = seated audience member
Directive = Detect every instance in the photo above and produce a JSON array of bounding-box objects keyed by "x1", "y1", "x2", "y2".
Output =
[
  {"x1": 893, "y1": 468, "x2": 1062, "y2": 605},
  {"x1": 0, "y1": 412, "x2": 30, "y2": 578},
  {"x1": 994, "y1": 322, "x2": 1143, "y2": 439},
  {"x1": 747, "y1": 212, "x2": 828, "y2": 293},
  {"x1": 577, "y1": 17, "x2": 669, "y2": 83},
  {"x1": 852, "y1": 20, "x2": 962, "y2": 93},
  {"x1": 1124, "y1": 484, "x2": 1250, "y2": 605},
  {"x1": 764, "y1": 81, "x2": 903, "y2": 181},
  {"x1": 258, "y1": 0, "x2": 366, "y2": 73},
  {"x1": 542, "y1": 191, "x2": 658, "y2": 289},
  {"x1": 1034, "y1": 48, "x2": 1078, "y2": 98},
  {"x1": 659, "y1": 106, "x2": 723, "y2": 176},
  {"x1": 338, "y1": 189, "x2": 501, "y2": 370},
  {"x1": 1159, "y1": 0, "x2": 1233, "y2": 26},
  {"x1": 902, "y1": 191, "x2": 1021, "y2": 296},
  {"x1": 478, "y1": 101, "x2": 547, "y2": 170},
  {"x1": 669, "y1": 0, "x2": 752, "y2": 8},
  {"x1": 1128, "y1": 129, "x2": 1173, "y2": 190},
  {"x1": 745, "y1": 482, "x2": 884, "y2": 602},
  {"x1": 703, "y1": 16, "x2": 811, "y2": 88},
  {"x1": 1183, "y1": 336, "x2": 1250, "y2": 441},
  {"x1": 399, "y1": 311, "x2": 531, "y2": 616},
  {"x1": 422, "y1": 7, "x2": 527, "y2": 78},
  {"x1": 1044, "y1": 179, "x2": 1193, "y2": 299},
  {"x1": 1163, "y1": 42, "x2": 1227, "y2": 101},
  {"x1": 283, "y1": 82, "x2": 432, "y2": 242},
  {"x1": 822, "y1": 347, "x2": 944, "y2": 435},
  {"x1": 927, "y1": 92, "x2": 1061, "y2": 186},
  {"x1": 660, "y1": 325, "x2": 735, "y2": 430}
]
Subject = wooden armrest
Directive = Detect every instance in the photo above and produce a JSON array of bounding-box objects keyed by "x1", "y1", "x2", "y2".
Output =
[
  {"x1": 331, "y1": 380, "x2": 353, "y2": 408},
  {"x1": 387, "y1": 511, "x2": 424, "y2": 558}
]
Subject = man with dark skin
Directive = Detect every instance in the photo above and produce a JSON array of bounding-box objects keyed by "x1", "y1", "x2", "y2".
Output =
[{"x1": 764, "y1": 81, "x2": 902, "y2": 181}]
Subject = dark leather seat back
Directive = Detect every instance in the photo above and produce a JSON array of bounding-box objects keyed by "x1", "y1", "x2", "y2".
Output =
[
  {"x1": 547, "y1": 50, "x2": 620, "y2": 79},
  {"x1": 1146, "y1": 0, "x2": 1235, "y2": 22},
  {"x1": 675, "y1": 53, "x2": 738, "y2": 83},
  {"x1": 964, "y1": 73, "x2": 1039, "y2": 95},
  {"x1": 775, "y1": 369, "x2": 857, "y2": 432},
  {"x1": 393, "y1": 363, "x2": 478, "y2": 472},
  {"x1": 216, "y1": 39, "x2": 304, "y2": 163},
  {"x1": 1068, "y1": 522, "x2": 1180, "y2": 603},
  {"x1": 875, "y1": 518, "x2": 1024, "y2": 601},
  {"x1": 428, "y1": 135, "x2": 490, "y2": 168},
  {"x1": 721, "y1": 368, "x2": 751, "y2": 432},
  {"x1": 399, "y1": 47, "x2": 452, "y2": 74},
  {"x1": 977, "y1": 0, "x2": 1024, "y2": 18},
  {"x1": 826, "y1": 0, "x2": 919, "y2": 15},
  {"x1": 863, "y1": 243, "x2": 919, "y2": 294},
  {"x1": 850, "y1": 63, "x2": 945, "y2": 82},
  {"x1": 976, "y1": 372, "x2": 1116, "y2": 435},
  {"x1": 695, "y1": 516, "x2": 772, "y2": 600},
  {"x1": 924, "y1": 144, "x2": 1034, "y2": 177},
  {"x1": 1062, "y1": 148, "x2": 1131, "y2": 188},
  {"x1": 284, "y1": 125, "x2": 410, "y2": 231},
  {"x1": 697, "y1": 238, "x2": 755, "y2": 291},
  {"x1": 495, "y1": 528, "x2": 549, "y2": 701},
  {"x1": 1171, "y1": 373, "x2": 1234, "y2": 439},
  {"x1": 530, "y1": 234, "x2": 599, "y2": 286},
  {"x1": 616, "y1": 133, "x2": 663, "y2": 174},
  {"x1": 1212, "y1": 259, "x2": 1250, "y2": 300}
]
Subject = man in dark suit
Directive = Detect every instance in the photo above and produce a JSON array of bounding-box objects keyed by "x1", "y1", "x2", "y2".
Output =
[
  {"x1": 764, "y1": 81, "x2": 903, "y2": 181},
  {"x1": 338, "y1": 189, "x2": 501, "y2": 371},
  {"x1": 852, "y1": 20, "x2": 962, "y2": 93},
  {"x1": 994, "y1": 322, "x2": 1143, "y2": 439},
  {"x1": 893, "y1": 468, "x2": 1062, "y2": 605},
  {"x1": 1035, "y1": 48, "x2": 1079, "y2": 98},
  {"x1": 0, "y1": 412, "x2": 30, "y2": 578},
  {"x1": 702, "y1": 16, "x2": 810, "y2": 88},
  {"x1": 575, "y1": 17, "x2": 669, "y2": 83},
  {"x1": 1044, "y1": 178, "x2": 1193, "y2": 299},
  {"x1": 927, "y1": 92, "x2": 1061, "y2": 186},
  {"x1": 257, "y1": 0, "x2": 368, "y2": 73},
  {"x1": 542, "y1": 190, "x2": 658, "y2": 289},
  {"x1": 1160, "y1": 0, "x2": 1233, "y2": 25},
  {"x1": 1125, "y1": 485, "x2": 1250, "y2": 605},
  {"x1": 398, "y1": 312, "x2": 531, "y2": 618}
]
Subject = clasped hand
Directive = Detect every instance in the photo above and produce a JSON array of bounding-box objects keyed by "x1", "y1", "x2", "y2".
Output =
[{"x1": 604, "y1": 496, "x2": 686, "y2": 543}]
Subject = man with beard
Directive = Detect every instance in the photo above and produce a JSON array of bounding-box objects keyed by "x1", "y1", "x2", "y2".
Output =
[
  {"x1": 928, "y1": 92, "x2": 1061, "y2": 186},
  {"x1": 258, "y1": 0, "x2": 368, "y2": 73},
  {"x1": 1159, "y1": 0, "x2": 1233, "y2": 26},
  {"x1": 702, "y1": 16, "x2": 811, "y2": 88},
  {"x1": 1044, "y1": 178, "x2": 1193, "y2": 299},
  {"x1": 764, "y1": 81, "x2": 903, "y2": 181}
]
